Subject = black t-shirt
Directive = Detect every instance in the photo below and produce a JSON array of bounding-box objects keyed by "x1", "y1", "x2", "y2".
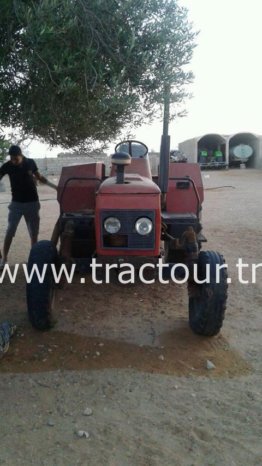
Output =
[{"x1": 0, "y1": 157, "x2": 39, "y2": 202}]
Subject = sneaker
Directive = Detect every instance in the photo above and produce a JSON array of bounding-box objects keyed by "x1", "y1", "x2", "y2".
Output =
[
  {"x1": 0, "y1": 321, "x2": 16, "y2": 356},
  {"x1": 0, "y1": 259, "x2": 6, "y2": 270}
]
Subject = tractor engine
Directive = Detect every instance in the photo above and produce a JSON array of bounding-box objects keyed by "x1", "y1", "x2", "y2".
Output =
[{"x1": 95, "y1": 147, "x2": 161, "y2": 264}]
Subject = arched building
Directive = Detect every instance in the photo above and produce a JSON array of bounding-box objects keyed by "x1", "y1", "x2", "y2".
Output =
[
  {"x1": 228, "y1": 132, "x2": 260, "y2": 167},
  {"x1": 179, "y1": 134, "x2": 228, "y2": 168},
  {"x1": 179, "y1": 133, "x2": 262, "y2": 168}
]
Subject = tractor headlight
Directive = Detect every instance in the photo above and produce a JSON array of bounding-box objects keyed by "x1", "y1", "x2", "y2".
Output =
[
  {"x1": 135, "y1": 217, "x2": 153, "y2": 236},
  {"x1": 104, "y1": 217, "x2": 121, "y2": 234}
]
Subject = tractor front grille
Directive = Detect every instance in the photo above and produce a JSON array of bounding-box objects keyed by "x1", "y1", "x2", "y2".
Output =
[{"x1": 101, "y1": 210, "x2": 155, "y2": 250}]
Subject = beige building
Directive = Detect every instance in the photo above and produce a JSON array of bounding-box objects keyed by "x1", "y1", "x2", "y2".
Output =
[{"x1": 179, "y1": 132, "x2": 262, "y2": 168}]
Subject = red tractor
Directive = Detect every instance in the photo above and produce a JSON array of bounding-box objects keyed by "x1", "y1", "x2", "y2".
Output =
[{"x1": 26, "y1": 137, "x2": 227, "y2": 336}]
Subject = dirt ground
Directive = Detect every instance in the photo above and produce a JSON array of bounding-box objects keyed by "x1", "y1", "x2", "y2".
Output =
[{"x1": 0, "y1": 168, "x2": 262, "y2": 466}]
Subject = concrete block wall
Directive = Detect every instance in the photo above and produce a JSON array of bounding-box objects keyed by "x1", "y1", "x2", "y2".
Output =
[
  {"x1": 35, "y1": 154, "x2": 110, "y2": 176},
  {"x1": 35, "y1": 153, "x2": 160, "y2": 177}
]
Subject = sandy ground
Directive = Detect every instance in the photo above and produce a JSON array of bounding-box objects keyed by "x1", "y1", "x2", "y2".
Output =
[{"x1": 0, "y1": 168, "x2": 262, "y2": 466}]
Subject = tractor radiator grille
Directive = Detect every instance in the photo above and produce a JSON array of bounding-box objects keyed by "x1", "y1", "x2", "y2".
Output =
[{"x1": 101, "y1": 210, "x2": 155, "y2": 250}]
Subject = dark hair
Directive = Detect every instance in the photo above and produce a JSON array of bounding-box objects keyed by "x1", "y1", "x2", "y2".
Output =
[{"x1": 9, "y1": 145, "x2": 22, "y2": 157}]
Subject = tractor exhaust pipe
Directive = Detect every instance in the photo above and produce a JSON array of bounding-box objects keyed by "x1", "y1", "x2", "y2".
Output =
[
  {"x1": 111, "y1": 151, "x2": 131, "y2": 184},
  {"x1": 158, "y1": 84, "x2": 171, "y2": 196},
  {"x1": 115, "y1": 165, "x2": 125, "y2": 184}
]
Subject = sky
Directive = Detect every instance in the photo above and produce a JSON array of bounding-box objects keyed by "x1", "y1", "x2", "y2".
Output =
[{"x1": 27, "y1": 0, "x2": 262, "y2": 157}]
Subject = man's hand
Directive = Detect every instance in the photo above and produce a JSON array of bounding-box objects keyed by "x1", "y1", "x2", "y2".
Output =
[{"x1": 45, "y1": 179, "x2": 58, "y2": 191}]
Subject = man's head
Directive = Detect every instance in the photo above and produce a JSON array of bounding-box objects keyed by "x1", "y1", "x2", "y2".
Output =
[{"x1": 9, "y1": 145, "x2": 23, "y2": 165}]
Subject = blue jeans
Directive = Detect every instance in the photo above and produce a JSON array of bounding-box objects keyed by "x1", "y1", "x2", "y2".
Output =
[{"x1": 6, "y1": 201, "x2": 40, "y2": 239}]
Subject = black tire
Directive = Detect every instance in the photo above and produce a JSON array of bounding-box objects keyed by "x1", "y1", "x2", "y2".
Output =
[
  {"x1": 26, "y1": 240, "x2": 58, "y2": 330},
  {"x1": 189, "y1": 250, "x2": 228, "y2": 336}
]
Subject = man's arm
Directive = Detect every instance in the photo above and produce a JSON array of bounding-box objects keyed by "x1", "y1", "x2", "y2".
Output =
[
  {"x1": 34, "y1": 171, "x2": 58, "y2": 191},
  {"x1": 0, "y1": 163, "x2": 7, "y2": 181}
]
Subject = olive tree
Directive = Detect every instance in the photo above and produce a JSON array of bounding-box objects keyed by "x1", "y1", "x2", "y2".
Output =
[
  {"x1": 0, "y1": 135, "x2": 11, "y2": 163},
  {"x1": 0, "y1": 0, "x2": 197, "y2": 149}
]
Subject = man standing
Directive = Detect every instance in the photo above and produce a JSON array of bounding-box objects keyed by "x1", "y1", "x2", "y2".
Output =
[{"x1": 0, "y1": 145, "x2": 57, "y2": 269}]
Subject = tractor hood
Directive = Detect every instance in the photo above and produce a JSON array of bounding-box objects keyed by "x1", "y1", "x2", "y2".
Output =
[{"x1": 98, "y1": 174, "x2": 160, "y2": 195}]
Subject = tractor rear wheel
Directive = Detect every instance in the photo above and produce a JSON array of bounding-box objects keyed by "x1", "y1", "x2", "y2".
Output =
[
  {"x1": 188, "y1": 251, "x2": 227, "y2": 336},
  {"x1": 26, "y1": 240, "x2": 58, "y2": 330}
]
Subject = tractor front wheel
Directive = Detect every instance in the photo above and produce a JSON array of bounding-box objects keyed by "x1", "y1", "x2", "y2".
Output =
[
  {"x1": 26, "y1": 240, "x2": 58, "y2": 330},
  {"x1": 188, "y1": 251, "x2": 228, "y2": 336}
]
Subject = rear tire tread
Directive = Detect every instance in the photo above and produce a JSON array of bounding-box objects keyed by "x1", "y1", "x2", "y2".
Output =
[
  {"x1": 189, "y1": 250, "x2": 228, "y2": 336},
  {"x1": 26, "y1": 240, "x2": 58, "y2": 331}
]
